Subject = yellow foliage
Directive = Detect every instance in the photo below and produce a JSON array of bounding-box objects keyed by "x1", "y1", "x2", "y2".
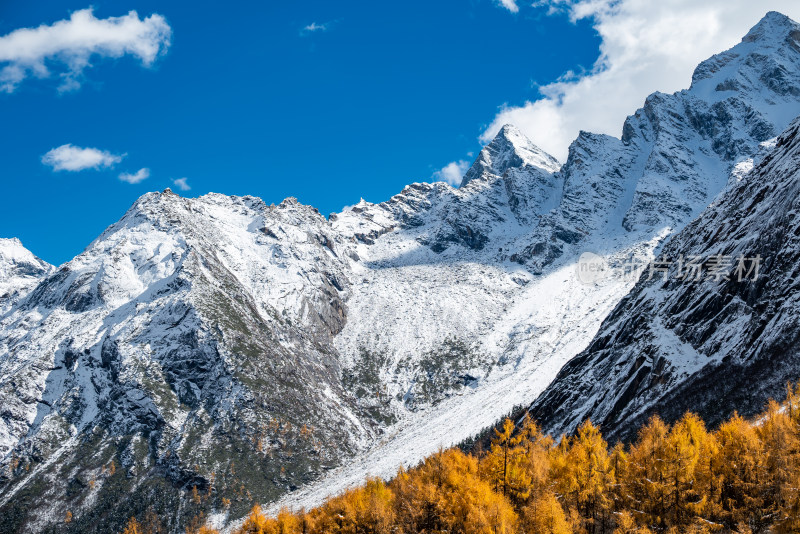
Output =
[
  {"x1": 481, "y1": 418, "x2": 533, "y2": 505},
  {"x1": 320, "y1": 478, "x2": 394, "y2": 533},
  {"x1": 715, "y1": 412, "x2": 765, "y2": 527},
  {"x1": 156, "y1": 381, "x2": 800, "y2": 534},
  {"x1": 185, "y1": 512, "x2": 218, "y2": 534},
  {"x1": 121, "y1": 517, "x2": 142, "y2": 534},
  {"x1": 236, "y1": 505, "x2": 271, "y2": 534},
  {"x1": 393, "y1": 449, "x2": 517, "y2": 534},
  {"x1": 521, "y1": 491, "x2": 571, "y2": 533},
  {"x1": 614, "y1": 510, "x2": 653, "y2": 533}
]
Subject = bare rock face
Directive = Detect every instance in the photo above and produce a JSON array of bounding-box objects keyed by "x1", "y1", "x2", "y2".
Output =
[{"x1": 3, "y1": 11, "x2": 800, "y2": 534}]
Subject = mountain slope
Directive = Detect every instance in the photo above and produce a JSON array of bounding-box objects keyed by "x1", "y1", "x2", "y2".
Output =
[{"x1": 529, "y1": 115, "x2": 800, "y2": 443}]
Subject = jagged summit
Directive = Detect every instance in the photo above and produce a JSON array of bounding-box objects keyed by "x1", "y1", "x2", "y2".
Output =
[
  {"x1": 692, "y1": 11, "x2": 800, "y2": 89},
  {"x1": 460, "y1": 123, "x2": 560, "y2": 187},
  {"x1": 743, "y1": 10, "x2": 799, "y2": 44}
]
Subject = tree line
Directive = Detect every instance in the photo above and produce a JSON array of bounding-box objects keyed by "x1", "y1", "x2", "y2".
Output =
[{"x1": 121, "y1": 383, "x2": 800, "y2": 533}]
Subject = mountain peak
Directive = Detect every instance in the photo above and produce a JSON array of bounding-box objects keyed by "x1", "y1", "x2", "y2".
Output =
[
  {"x1": 460, "y1": 124, "x2": 560, "y2": 187},
  {"x1": 0, "y1": 237, "x2": 47, "y2": 268},
  {"x1": 0, "y1": 236, "x2": 22, "y2": 248},
  {"x1": 743, "y1": 11, "x2": 798, "y2": 44},
  {"x1": 0, "y1": 237, "x2": 52, "y2": 313},
  {"x1": 690, "y1": 11, "x2": 800, "y2": 90},
  {"x1": 497, "y1": 123, "x2": 524, "y2": 140}
]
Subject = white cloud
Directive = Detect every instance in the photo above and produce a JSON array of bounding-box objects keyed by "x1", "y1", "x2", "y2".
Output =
[
  {"x1": 173, "y1": 177, "x2": 191, "y2": 191},
  {"x1": 0, "y1": 8, "x2": 171, "y2": 93},
  {"x1": 303, "y1": 22, "x2": 328, "y2": 32},
  {"x1": 119, "y1": 168, "x2": 150, "y2": 184},
  {"x1": 42, "y1": 144, "x2": 124, "y2": 171},
  {"x1": 496, "y1": 0, "x2": 520, "y2": 13},
  {"x1": 301, "y1": 21, "x2": 338, "y2": 36},
  {"x1": 482, "y1": 2, "x2": 800, "y2": 161},
  {"x1": 432, "y1": 160, "x2": 470, "y2": 186}
]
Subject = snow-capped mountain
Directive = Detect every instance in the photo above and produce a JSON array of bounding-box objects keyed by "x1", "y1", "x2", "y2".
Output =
[
  {"x1": 0, "y1": 238, "x2": 52, "y2": 315},
  {"x1": 2, "y1": 11, "x2": 800, "y2": 534},
  {"x1": 529, "y1": 113, "x2": 800, "y2": 443},
  {"x1": 0, "y1": 193, "x2": 374, "y2": 532}
]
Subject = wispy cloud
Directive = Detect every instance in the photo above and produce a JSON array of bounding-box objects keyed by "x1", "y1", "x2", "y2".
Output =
[
  {"x1": 173, "y1": 177, "x2": 191, "y2": 191},
  {"x1": 42, "y1": 144, "x2": 124, "y2": 171},
  {"x1": 482, "y1": 1, "x2": 800, "y2": 161},
  {"x1": 300, "y1": 20, "x2": 338, "y2": 36},
  {"x1": 0, "y1": 8, "x2": 171, "y2": 93},
  {"x1": 432, "y1": 160, "x2": 470, "y2": 187},
  {"x1": 304, "y1": 22, "x2": 328, "y2": 32},
  {"x1": 495, "y1": 0, "x2": 520, "y2": 13},
  {"x1": 119, "y1": 168, "x2": 150, "y2": 184}
]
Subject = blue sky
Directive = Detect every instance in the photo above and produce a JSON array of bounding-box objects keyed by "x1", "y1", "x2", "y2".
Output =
[{"x1": 0, "y1": 1, "x2": 600, "y2": 265}]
